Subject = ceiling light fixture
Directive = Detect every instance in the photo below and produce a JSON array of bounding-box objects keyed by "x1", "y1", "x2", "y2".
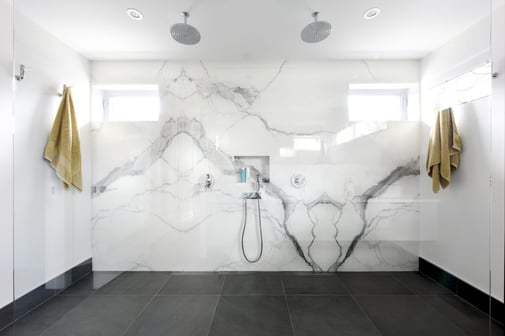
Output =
[
  {"x1": 363, "y1": 7, "x2": 381, "y2": 20},
  {"x1": 126, "y1": 8, "x2": 144, "y2": 21}
]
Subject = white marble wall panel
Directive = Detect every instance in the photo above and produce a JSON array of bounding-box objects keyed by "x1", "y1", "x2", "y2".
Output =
[{"x1": 92, "y1": 61, "x2": 421, "y2": 272}]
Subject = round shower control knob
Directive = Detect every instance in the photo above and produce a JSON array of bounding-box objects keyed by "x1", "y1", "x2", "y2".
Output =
[{"x1": 291, "y1": 174, "x2": 306, "y2": 188}]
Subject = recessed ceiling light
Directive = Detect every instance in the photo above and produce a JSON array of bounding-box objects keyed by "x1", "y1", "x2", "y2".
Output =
[
  {"x1": 126, "y1": 8, "x2": 143, "y2": 21},
  {"x1": 363, "y1": 7, "x2": 381, "y2": 20}
]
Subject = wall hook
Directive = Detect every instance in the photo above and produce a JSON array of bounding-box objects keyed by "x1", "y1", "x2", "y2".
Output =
[
  {"x1": 58, "y1": 84, "x2": 72, "y2": 97},
  {"x1": 15, "y1": 64, "x2": 30, "y2": 81}
]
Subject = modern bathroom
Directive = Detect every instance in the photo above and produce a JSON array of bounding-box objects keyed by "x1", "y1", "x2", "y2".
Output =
[{"x1": 0, "y1": 0, "x2": 504, "y2": 335}]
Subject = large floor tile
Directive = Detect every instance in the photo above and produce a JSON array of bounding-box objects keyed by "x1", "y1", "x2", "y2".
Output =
[
  {"x1": 287, "y1": 295, "x2": 381, "y2": 336},
  {"x1": 95, "y1": 272, "x2": 170, "y2": 296},
  {"x1": 338, "y1": 273, "x2": 413, "y2": 295},
  {"x1": 209, "y1": 296, "x2": 292, "y2": 336},
  {"x1": 355, "y1": 295, "x2": 466, "y2": 336},
  {"x1": 222, "y1": 274, "x2": 283, "y2": 296},
  {"x1": 41, "y1": 295, "x2": 150, "y2": 336},
  {"x1": 15, "y1": 296, "x2": 86, "y2": 336},
  {"x1": 283, "y1": 275, "x2": 348, "y2": 295},
  {"x1": 423, "y1": 295, "x2": 504, "y2": 336},
  {"x1": 159, "y1": 274, "x2": 224, "y2": 295},
  {"x1": 0, "y1": 296, "x2": 86, "y2": 336},
  {"x1": 124, "y1": 295, "x2": 218, "y2": 336},
  {"x1": 0, "y1": 328, "x2": 13, "y2": 336},
  {"x1": 14, "y1": 288, "x2": 56, "y2": 320},
  {"x1": 392, "y1": 273, "x2": 453, "y2": 295}
]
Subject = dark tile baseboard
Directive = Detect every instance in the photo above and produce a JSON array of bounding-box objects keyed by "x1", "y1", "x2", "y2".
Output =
[
  {"x1": 0, "y1": 258, "x2": 92, "y2": 331},
  {"x1": 0, "y1": 302, "x2": 13, "y2": 332},
  {"x1": 419, "y1": 257, "x2": 504, "y2": 325}
]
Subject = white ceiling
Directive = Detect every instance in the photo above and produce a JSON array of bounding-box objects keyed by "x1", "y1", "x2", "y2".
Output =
[{"x1": 15, "y1": 0, "x2": 490, "y2": 60}]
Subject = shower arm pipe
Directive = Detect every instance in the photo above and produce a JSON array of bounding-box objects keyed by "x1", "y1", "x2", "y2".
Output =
[{"x1": 182, "y1": 11, "x2": 189, "y2": 24}]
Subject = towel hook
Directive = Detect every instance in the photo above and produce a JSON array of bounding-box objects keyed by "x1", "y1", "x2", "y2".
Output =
[
  {"x1": 58, "y1": 84, "x2": 72, "y2": 97},
  {"x1": 15, "y1": 64, "x2": 31, "y2": 81}
]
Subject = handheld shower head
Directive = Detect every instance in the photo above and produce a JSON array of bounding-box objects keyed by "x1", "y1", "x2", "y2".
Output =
[
  {"x1": 171, "y1": 12, "x2": 201, "y2": 45},
  {"x1": 301, "y1": 12, "x2": 332, "y2": 43}
]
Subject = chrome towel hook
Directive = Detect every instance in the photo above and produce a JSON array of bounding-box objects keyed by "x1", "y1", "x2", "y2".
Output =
[
  {"x1": 58, "y1": 84, "x2": 72, "y2": 97},
  {"x1": 15, "y1": 64, "x2": 30, "y2": 81}
]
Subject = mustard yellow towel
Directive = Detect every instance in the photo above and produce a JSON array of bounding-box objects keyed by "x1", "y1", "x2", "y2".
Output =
[
  {"x1": 44, "y1": 87, "x2": 82, "y2": 191},
  {"x1": 426, "y1": 108, "x2": 462, "y2": 193}
]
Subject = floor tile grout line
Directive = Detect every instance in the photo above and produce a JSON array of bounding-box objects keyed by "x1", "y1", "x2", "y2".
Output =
[
  {"x1": 119, "y1": 272, "x2": 174, "y2": 336},
  {"x1": 36, "y1": 273, "x2": 103, "y2": 336},
  {"x1": 39, "y1": 293, "x2": 95, "y2": 336},
  {"x1": 37, "y1": 273, "x2": 119, "y2": 336},
  {"x1": 337, "y1": 275, "x2": 384, "y2": 336},
  {"x1": 281, "y1": 279, "x2": 296, "y2": 336},
  {"x1": 205, "y1": 278, "x2": 225, "y2": 336},
  {"x1": 18, "y1": 269, "x2": 95, "y2": 326},
  {"x1": 388, "y1": 275, "x2": 418, "y2": 295},
  {"x1": 335, "y1": 275, "x2": 352, "y2": 296},
  {"x1": 347, "y1": 291, "x2": 385, "y2": 336},
  {"x1": 91, "y1": 271, "x2": 127, "y2": 297}
]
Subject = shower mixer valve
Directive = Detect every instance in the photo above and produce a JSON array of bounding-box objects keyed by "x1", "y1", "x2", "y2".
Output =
[{"x1": 203, "y1": 173, "x2": 215, "y2": 191}]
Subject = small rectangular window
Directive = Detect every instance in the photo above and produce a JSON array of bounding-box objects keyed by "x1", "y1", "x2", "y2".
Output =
[
  {"x1": 348, "y1": 84, "x2": 418, "y2": 122},
  {"x1": 293, "y1": 136, "x2": 321, "y2": 151},
  {"x1": 92, "y1": 85, "x2": 160, "y2": 122}
]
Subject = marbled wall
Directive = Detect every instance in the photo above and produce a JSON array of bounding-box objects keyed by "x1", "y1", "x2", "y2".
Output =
[{"x1": 91, "y1": 60, "x2": 421, "y2": 272}]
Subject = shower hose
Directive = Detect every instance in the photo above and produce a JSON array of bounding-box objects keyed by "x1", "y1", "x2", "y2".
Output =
[{"x1": 241, "y1": 197, "x2": 264, "y2": 263}]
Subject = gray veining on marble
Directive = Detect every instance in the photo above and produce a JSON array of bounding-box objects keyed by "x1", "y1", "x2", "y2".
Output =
[{"x1": 91, "y1": 60, "x2": 421, "y2": 272}]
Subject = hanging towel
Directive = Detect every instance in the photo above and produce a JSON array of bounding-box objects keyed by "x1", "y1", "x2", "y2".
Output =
[
  {"x1": 425, "y1": 108, "x2": 462, "y2": 193},
  {"x1": 43, "y1": 86, "x2": 82, "y2": 191}
]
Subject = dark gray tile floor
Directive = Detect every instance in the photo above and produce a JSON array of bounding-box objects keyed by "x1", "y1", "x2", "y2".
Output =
[{"x1": 0, "y1": 271, "x2": 503, "y2": 336}]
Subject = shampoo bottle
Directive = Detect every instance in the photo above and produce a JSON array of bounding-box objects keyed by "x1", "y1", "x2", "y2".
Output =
[{"x1": 240, "y1": 168, "x2": 247, "y2": 183}]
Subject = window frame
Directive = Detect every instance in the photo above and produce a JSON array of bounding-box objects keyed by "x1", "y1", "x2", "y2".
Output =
[
  {"x1": 93, "y1": 85, "x2": 160, "y2": 122},
  {"x1": 347, "y1": 84, "x2": 415, "y2": 122}
]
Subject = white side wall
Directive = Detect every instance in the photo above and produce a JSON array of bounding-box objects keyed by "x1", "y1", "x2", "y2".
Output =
[
  {"x1": 13, "y1": 12, "x2": 92, "y2": 298},
  {"x1": 491, "y1": 1, "x2": 505, "y2": 303},
  {"x1": 0, "y1": 0, "x2": 14, "y2": 309},
  {"x1": 420, "y1": 14, "x2": 505, "y2": 301}
]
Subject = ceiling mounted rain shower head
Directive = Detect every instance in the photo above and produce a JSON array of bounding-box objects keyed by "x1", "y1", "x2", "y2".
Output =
[
  {"x1": 171, "y1": 12, "x2": 201, "y2": 45},
  {"x1": 301, "y1": 12, "x2": 332, "y2": 43}
]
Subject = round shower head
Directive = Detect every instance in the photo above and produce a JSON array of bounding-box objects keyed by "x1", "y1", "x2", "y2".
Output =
[
  {"x1": 171, "y1": 12, "x2": 201, "y2": 45},
  {"x1": 301, "y1": 12, "x2": 332, "y2": 43}
]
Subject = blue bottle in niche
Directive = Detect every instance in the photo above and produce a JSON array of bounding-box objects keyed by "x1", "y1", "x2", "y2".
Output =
[{"x1": 240, "y1": 168, "x2": 247, "y2": 183}]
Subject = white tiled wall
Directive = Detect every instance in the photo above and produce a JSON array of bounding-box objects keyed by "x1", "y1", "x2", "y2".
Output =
[{"x1": 12, "y1": 12, "x2": 92, "y2": 298}]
